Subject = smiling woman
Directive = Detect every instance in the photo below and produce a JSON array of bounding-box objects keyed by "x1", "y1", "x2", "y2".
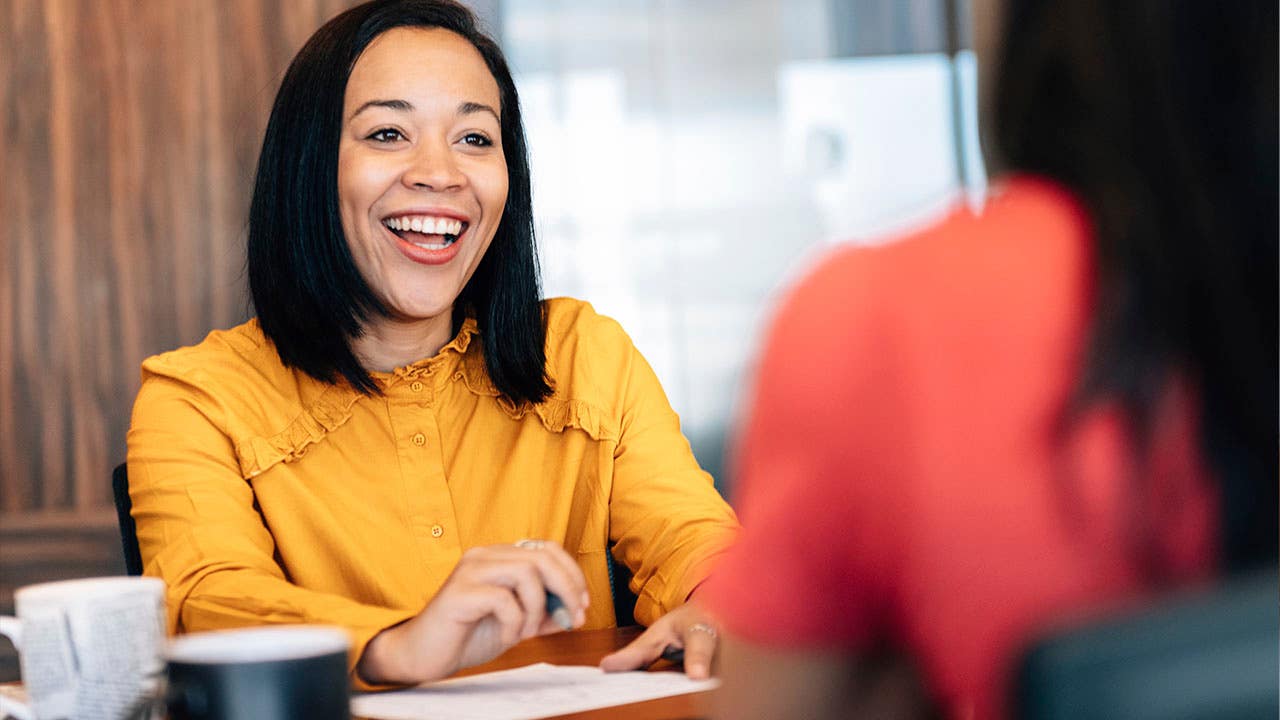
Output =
[{"x1": 126, "y1": 0, "x2": 739, "y2": 691}]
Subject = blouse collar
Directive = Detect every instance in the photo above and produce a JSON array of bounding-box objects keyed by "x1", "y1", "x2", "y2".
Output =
[{"x1": 368, "y1": 317, "x2": 481, "y2": 389}]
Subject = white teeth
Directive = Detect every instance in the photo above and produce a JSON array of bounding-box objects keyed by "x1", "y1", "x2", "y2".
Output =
[
  {"x1": 383, "y1": 215, "x2": 465, "y2": 236},
  {"x1": 411, "y1": 238, "x2": 456, "y2": 250}
]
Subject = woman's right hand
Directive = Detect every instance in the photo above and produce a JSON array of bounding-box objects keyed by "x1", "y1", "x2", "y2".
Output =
[{"x1": 356, "y1": 540, "x2": 590, "y2": 685}]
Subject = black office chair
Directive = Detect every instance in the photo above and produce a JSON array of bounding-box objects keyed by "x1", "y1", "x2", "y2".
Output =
[
  {"x1": 606, "y1": 548, "x2": 638, "y2": 627},
  {"x1": 111, "y1": 462, "x2": 144, "y2": 576},
  {"x1": 1016, "y1": 569, "x2": 1278, "y2": 720}
]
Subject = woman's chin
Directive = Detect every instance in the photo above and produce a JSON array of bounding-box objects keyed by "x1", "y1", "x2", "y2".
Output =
[{"x1": 381, "y1": 299, "x2": 457, "y2": 326}]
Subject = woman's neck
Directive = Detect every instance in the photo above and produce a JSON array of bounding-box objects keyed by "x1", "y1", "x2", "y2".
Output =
[{"x1": 351, "y1": 311, "x2": 456, "y2": 373}]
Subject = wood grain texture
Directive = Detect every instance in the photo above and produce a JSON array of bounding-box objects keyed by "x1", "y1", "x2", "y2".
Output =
[
  {"x1": 0, "y1": 0, "x2": 359, "y2": 509},
  {"x1": 0, "y1": 0, "x2": 362, "y2": 681},
  {"x1": 0, "y1": 510, "x2": 124, "y2": 682}
]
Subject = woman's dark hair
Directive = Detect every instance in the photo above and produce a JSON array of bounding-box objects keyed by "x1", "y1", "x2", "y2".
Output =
[
  {"x1": 993, "y1": 1, "x2": 1277, "y2": 572},
  {"x1": 247, "y1": 0, "x2": 551, "y2": 404}
]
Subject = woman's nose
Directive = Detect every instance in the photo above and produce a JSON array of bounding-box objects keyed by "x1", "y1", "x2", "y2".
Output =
[{"x1": 403, "y1": 142, "x2": 465, "y2": 191}]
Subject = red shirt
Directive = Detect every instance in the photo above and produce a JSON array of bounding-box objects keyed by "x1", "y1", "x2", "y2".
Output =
[{"x1": 703, "y1": 177, "x2": 1216, "y2": 719}]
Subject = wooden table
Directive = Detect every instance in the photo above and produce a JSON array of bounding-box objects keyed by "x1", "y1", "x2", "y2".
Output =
[
  {"x1": 0, "y1": 626, "x2": 712, "y2": 720},
  {"x1": 441, "y1": 625, "x2": 714, "y2": 720}
]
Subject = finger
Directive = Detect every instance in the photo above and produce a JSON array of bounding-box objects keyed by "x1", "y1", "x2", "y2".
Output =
[
  {"x1": 599, "y1": 626, "x2": 674, "y2": 672},
  {"x1": 498, "y1": 544, "x2": 589, "y2": 622},
  {"x1": 680, "y1": 624, "x2": 718, "y2": 679},
  {"x1": 534, "y1": 612, "x2": 570, "y2": 637},
  {"x1": 476, "y1": 585, "x2": 525, "y2": 648},
  {"x1": 510, "y1": 542, "x2": 588, "y2": 604},
  {"x1": 502, "y1": 562, "x2": 548, "y2": 638},
  {"x1": 506, "y1": 541, "x2": 588, "y2": 603},
  {"x1": 536, "y1": 542, "x2": 590, "y2": 606},
  {"x1": 462, "y1": 548, "x2": 585, "y2": 628},
  {"x1": 465, "y1": 560, "x2": 548, "y2": 637}
]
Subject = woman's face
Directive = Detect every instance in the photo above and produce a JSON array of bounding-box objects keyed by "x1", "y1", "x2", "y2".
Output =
[{"x1": 338, "y1": 27, "x2": 508, "y2": 324}]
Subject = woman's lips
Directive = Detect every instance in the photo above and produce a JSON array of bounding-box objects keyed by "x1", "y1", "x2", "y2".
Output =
[{"x1": 383, "y1": 222, "x2": 465, "y2": 266}]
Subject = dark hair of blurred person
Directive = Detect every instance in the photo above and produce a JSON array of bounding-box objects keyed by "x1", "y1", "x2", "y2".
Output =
[
  {"x1": 702, "y1": 1, "x2": 1277, "y2": 718},
  {"x1": 994, "y1": 0, "x2": 1278, "y2": 573},
  {"x1": 248, "y1": 0, "x2": 551, "y2": 403}
]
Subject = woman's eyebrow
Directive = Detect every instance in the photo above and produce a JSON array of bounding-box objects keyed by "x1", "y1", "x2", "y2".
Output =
[
  {"x1": 458, "y1": 101, "x2": 499, "y2": 122},
  {"x1": 347, "y1": 99, "x2": 497, "y2": 123},
  {"x1": 349, "y1": 98, "x2": 413, "y2": 121}
]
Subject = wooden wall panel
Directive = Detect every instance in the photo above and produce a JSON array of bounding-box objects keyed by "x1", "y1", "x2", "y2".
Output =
[
  {"x1": 0, "y1": 0, "x2": 361, "y2": 681},
  {"x1": 0, "y1": 512, "x2": 124, "y2": 681}
]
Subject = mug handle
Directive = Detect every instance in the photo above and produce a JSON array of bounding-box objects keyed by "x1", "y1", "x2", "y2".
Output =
[
  {"x1": 0, "y1": 617, "x2": 20, "y2": 649},
  {"x1": 0, "y1": 617, "x2": 34, "y2": 720}
]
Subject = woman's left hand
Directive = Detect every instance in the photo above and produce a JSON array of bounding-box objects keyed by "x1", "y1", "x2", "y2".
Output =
[{"x1": 598, "y1": 601, "x2": 719, "y2": 679}]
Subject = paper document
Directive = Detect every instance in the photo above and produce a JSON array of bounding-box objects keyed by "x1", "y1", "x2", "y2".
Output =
[{"x1": 351, "y1": 663, "x2": 719, "y2": 720}]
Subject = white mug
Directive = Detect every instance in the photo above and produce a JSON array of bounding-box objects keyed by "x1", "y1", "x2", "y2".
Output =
[{"x1": 0, "y1": 576, "x2": 166, "y2": 720}]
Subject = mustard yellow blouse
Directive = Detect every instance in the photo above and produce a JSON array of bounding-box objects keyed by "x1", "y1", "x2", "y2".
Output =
[{"x1": 126, "y1": 298, "x2": 739, "y2": 683}]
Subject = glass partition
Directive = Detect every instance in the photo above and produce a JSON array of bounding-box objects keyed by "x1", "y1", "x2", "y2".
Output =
[{"x1": 494, "y1": 0, "x2": 984, "y2": 490}]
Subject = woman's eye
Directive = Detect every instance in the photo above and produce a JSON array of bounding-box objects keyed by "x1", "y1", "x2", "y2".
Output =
[
  {"x1": 461, "y1": 132, "x2": 493, "y2": 147},
  {"x1": 367, "y1": 128, "x2": 405, "y2": 143}
]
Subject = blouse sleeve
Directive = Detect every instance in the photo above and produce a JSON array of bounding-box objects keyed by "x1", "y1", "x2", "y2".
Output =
[
  {"x1": 600, "y1": 321, "x2": 741, "y2": 625},
  {"x1": 700, "y1": 248, "x2": 910, "y2": 648},
  {"x1": 126, "y1": 371, "x2": 417, "y2": 690}
]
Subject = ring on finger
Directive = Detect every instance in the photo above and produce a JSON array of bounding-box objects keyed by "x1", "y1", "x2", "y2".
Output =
[
  {"x1": 687, "y1": 622, "x2": 718, "y2": 639},
  {"x1": 515, "y1": 538, "x2": 546, "y2": 550}
]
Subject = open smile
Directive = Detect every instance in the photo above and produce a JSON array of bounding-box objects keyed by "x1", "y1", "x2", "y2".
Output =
[
  {"x1": 382, "y1": 213, "x2": 469, "y2": 249},
  {"x1": 380, "y1": 211, "x2": 471, "y2": 265}
]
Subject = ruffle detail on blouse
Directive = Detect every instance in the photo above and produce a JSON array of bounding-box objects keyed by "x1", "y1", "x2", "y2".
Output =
[
  {"x1": 500, "y1": 396, "x2": 617, "y2": 442},
  {"x1": 454, "y1": 350, "x2": 501, "y2": 396},
  {"x1": 233, "y1": 320, "x2": 480, "y2": 477},
  {"x1": 233, "y1": 384, "x2": 363, "y2": 479},
  {"x1": 453, "y1": 337, "x2": 617, "y2": 442}
]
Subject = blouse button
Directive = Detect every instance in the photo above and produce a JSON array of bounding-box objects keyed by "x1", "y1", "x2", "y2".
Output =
[
  {"x1": 430, "y1": 524, "x2": 444, "y2": 538},
  {"x1": 412, "y1": 433, "x2": 426, "y2": 446},
  {"x1": 410, "y1": 381, "x2": 424, "y2": 392}
]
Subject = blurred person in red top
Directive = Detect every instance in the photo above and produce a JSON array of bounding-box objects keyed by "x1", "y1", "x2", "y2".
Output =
[{"x1": 702, "y1": 1, "x2": 1277, "y2": 718}]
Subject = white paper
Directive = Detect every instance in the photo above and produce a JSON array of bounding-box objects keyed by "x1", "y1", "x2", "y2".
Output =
[{"x1": 351, "y1": 663, "x2": 719, "y2": 720}]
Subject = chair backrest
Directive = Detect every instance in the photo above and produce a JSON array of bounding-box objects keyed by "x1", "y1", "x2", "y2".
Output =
[
  {"x1": 111, "y1": 462, "x2": 144, "y2": 576},
  {"x1": 607, "y1": 547, "x2": 638, "y2": 627},
  {"x1": 1016, "y1": 569, "x2": 1278, "y2": 720}
]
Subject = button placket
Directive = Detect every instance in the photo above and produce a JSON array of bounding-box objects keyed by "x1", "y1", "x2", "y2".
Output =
[{"x1": 387, "y1": 374, "x2": 460, "y2": 555}]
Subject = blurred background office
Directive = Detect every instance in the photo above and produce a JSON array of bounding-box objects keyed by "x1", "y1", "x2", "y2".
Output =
[{"x1": 0, "y1": 0, "x2": 981, "y2": 680}]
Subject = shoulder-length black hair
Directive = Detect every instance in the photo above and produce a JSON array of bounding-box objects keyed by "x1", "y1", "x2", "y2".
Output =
[
  {"x1": 992, "y1": 1, "x2": 1277, "y2": 571},
  {"x1": 247, "y1": 0, "x2": 552, "y2": 404}
]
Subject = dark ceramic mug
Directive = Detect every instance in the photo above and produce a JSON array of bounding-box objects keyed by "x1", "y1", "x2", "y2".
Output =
[{"x1": 165, "y1": 626, "x2": 351, "y2": 720}]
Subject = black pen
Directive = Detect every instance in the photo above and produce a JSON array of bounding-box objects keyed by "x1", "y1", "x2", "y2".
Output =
[
  {"x1": 545, "y1": 590, "x2": 574, "y2": 631},
  {"x1": 660, "y1": 645, "x2": 684, "y2": 664}
]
